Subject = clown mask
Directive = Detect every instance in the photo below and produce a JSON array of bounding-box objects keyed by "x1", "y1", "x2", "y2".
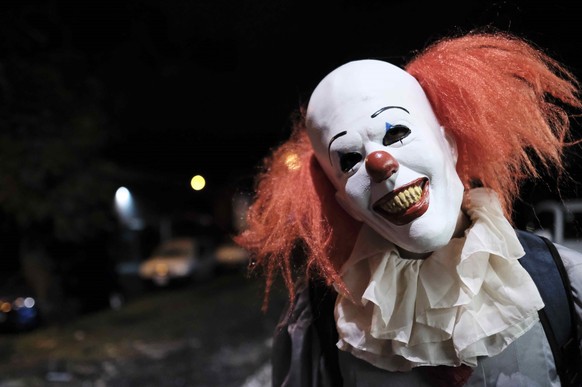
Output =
[{"x1": 305, "y1": 60, "x2": 465, "y2": 255}]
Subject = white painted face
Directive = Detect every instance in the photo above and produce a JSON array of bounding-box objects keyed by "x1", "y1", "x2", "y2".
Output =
[{"x1": 305, "y1": 60, "x2": 464, "y2": 254}]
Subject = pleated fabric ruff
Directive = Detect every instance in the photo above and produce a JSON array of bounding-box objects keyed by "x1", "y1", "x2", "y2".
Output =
[{"x1": 335, "y1": 188, "x2": 544, "y2": 371}]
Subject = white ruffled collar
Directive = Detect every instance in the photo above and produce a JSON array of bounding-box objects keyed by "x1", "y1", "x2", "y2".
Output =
[{"x1": 334, "y1": 188, "x2": 544, "y2": 371}]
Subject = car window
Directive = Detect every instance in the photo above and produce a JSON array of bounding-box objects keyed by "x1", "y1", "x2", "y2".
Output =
[
  {"x1": 158, "y1": 247, "x2": 188, "y2": 256},
  {"x1": 152, "y1": 240, "x2": 194, "y2": 257}
]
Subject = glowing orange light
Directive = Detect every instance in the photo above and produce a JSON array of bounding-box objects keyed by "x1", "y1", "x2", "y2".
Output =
[
  {"x1": 0, "y1": 302, "x2": 11, "y2": 313},
  {"x1": 284, "y1": 153, "x2": 300, "y2": 171}
]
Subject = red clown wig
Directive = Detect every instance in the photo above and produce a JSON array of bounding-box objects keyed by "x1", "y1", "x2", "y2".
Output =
[{"x1": 236, "y1": 31, "x2": 582, "y2": 306}]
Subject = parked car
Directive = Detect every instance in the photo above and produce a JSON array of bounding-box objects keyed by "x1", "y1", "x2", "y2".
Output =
[
  {"x1": 138, "y1": 237, "x2": 216, "y2": 286},
  {"x1": 215, "y1": 239, "x2": 250, "y2": 271},
  {"x1": 0, "y1": 273, "x2": 41, "y2": 333},
  {"x1": 0, "y1": 295, "x2": 40, "y2": 333},
  {"x1": 531, "y1": 199, "x2": 582, "y2": 252}
]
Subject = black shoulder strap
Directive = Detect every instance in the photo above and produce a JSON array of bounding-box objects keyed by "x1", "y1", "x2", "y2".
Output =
[
  {"x1": 516, "y1": 229, "x2": 581, "y2": 387},
  {"x1": 309, "y1": 279, "x2": 342, "y2": 387},
  {"x1": 271, "y1": 277, "x2": 343, "y2": 387}
]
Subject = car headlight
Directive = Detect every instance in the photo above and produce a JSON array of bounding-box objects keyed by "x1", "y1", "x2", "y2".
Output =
[{"x1": 0, "y1": 301, "x2": 11, "y2": 313}]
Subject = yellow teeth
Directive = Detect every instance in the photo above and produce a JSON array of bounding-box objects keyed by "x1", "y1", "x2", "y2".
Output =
[{"x1": 381, "y1": 185, "x2": 423, "y2": 214}]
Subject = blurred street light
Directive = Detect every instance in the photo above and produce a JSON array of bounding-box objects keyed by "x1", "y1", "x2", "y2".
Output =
[
  {"x1": 115, "y1": 187, "x2": 131, "y2": 207},
  {"x1": 115, "y1": 187, "x2": 133, "y2": 217},
  {"x1": 114, "y1": 186, "x2": 143, "y2": 230},
  {"x1": 190, "y1": 175, "x2": 206, "y2": 191}
]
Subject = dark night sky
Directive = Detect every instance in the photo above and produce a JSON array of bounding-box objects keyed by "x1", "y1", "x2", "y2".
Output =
[{"x1": 4, "y1": 0, "x2": 582, "y2": 211}]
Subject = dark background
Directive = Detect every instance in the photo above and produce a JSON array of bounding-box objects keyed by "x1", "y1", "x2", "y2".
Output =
[
  {"x1": 3, "y1": 1, "x2": 582, "y2": 203},
  {"x1": 0, "y1": 0, "x2": 582, "y2": 319}
]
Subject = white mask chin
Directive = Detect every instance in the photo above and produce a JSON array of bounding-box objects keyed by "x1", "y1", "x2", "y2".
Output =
[{"x1": 305, "y1": 59, "x2": 464, "y2": 254}]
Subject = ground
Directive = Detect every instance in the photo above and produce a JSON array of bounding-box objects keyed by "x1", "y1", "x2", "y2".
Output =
[{"x1": 0, "y1": 270, "x2": 287, "y2": 386}]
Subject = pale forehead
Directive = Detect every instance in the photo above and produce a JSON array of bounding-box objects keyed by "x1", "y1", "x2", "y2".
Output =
[
  {"x1": 308, "y1": 60, "x2": 422, "y2": 109},
  {"x1": 306, "y1": 60, "x2": 435, "y2": 148}
]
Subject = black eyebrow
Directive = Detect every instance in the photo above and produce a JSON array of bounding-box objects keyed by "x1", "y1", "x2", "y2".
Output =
[
  {"x1": 371, "y1": 106, "x2": 410, "y2": 118},
  {"x1": 328, "y1": 131, "x2": 347, "y2": 165}
]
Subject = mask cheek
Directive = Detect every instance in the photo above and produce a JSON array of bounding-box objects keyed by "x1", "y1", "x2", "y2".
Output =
[
  {"x1": 335, "y1": 178, "x2": 370, "y2": 222},
  {"x1": 335, "y1": 191, "x2": 363, "y2": 222}
]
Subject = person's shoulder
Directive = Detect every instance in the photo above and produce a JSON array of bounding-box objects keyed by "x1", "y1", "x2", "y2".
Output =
[{"x1": 553, "y1": 243, "x2": 582, "y2": 269}]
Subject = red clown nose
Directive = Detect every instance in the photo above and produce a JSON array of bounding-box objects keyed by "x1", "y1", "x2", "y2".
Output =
[{"x1": 365, "y1": 150, "x2": 399, "y2": 183}]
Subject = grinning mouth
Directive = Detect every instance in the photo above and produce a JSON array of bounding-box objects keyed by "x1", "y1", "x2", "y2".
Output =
[{"x1": 373, "y1": 178, "x2": 429, "y2": 226}]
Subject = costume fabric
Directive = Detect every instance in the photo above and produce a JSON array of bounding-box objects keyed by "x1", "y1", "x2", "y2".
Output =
[
  {"x1": 270, "y1": 275, "x2": 562, "y2": 387},
  {"x1": 337, "y1": 321, "x2": 560, "y2": 387},
  {"x1": 335, "y1": 188, "x2": 545, "y2": 371}
]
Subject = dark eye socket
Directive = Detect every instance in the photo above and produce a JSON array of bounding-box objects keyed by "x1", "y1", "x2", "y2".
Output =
[
  {"x1": 383, "y1": 125, "x2": 411, "y2": 146},
  {"x1": 339, "y1": 152, "x2": 362, "y2": 173}
]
